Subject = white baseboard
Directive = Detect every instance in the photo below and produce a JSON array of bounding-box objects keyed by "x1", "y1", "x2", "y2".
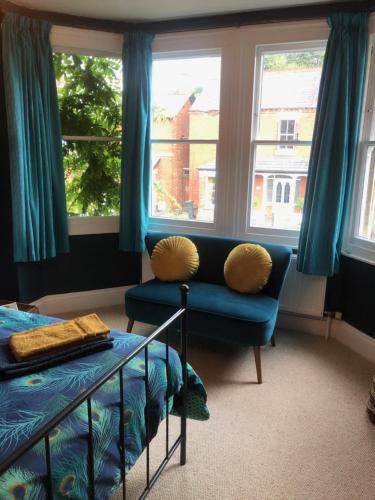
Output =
[
  {"x1": 277, "y1": 311, "x2": 327, "y2": 337},
  {"x1": 277, "y1": 313, "x2": 375, "y2": 363},
  {"x1": 331, "y1": 319, "x2": 375, "y2": 364},
  {"x1": 31, "y1": 286, "x2": 130, "y2": 316}
]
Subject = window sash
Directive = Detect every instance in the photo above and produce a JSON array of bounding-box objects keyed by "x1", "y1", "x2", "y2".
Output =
[
  {"x1": 347, "y1": 142, "x2": 375, "y2": 249},
  {"x1": 150, "y1": 139, "x2": 218, "y2": 226},
  {"x1": 247, "y1": 41, "x2": 324, "y2": 242},
  {"x1": 344, "y1": 38, "x2": 375, "y2": 264},
  {"x1": 150, "y1": 50, "x2": 221, "y2": 229},
  {"x1": 249, "y1": 142, "x2": 311, "y2": 238}
]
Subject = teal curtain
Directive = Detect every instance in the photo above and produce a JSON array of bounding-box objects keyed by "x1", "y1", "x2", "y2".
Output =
[
  {"x1": 297, "y1": 13, "x2": 368, "y2": 276},
  {"x1": 2, "y1": 13, "x2": 69, "y2": 263},
  {"x1": 119, "y1": 31, "x2": 154, "y2": 253}
]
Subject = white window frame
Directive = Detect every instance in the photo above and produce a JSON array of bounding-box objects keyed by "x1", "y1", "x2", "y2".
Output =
[
  {"x1": 344, "y1": 37, "x2": 375, "y2": 265},
  {"x1": 148, "y1": 48, "x2": 222, "y2": 234},
  {"x1": 51, "y1": 26, "x2": 122, "y2": 235},
  {"x1": 50, "y1": 23, "x2": 330, "y2": 242},
  {"x1": 245, "y1": 40, "x2": 326, "y2": 246}
]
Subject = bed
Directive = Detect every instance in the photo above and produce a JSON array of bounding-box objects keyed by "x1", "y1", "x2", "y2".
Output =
[{"x1": 0, "y1": 285, "x2": 208, "y2": 499}]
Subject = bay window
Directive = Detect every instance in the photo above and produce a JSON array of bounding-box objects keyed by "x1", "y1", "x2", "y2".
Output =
[{"x1": 51, "y1": 24, "x2": 331, "y2": 243}]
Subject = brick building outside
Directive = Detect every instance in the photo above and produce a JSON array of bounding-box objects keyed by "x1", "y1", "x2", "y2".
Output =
[{"x1": 151, "y1": 66, "x2": 321, "y2": 229}]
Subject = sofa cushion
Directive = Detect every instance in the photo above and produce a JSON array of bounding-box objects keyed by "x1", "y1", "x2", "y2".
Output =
[
  {"x1": 125, "y1": 280, "x2": 279, "y2": 346},
  {"x1": 151, "y1": 236, "x2": 199, "y2": 281},
  {"x1": 224, "y1": 243, "x2": 272, "y2": 293}
]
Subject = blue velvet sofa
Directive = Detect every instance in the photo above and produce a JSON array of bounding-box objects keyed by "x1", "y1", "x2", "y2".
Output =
[{"x1": 125, "y1": 232, "x2": 292, "y2": 383}]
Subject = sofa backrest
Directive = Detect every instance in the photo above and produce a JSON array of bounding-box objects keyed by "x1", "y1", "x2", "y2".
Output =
[{"x1": 145, "y1": 232, "x2": 292, "y2": 300}]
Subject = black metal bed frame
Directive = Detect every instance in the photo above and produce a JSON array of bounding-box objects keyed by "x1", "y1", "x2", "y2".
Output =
[{"x1": 0, "y1": 284, "x2": 190, "y2": 500}]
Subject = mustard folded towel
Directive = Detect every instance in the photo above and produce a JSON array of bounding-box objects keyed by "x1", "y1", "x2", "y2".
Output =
[{"x1": 9, "y1": 313, "x2": 110, "y2": 361}]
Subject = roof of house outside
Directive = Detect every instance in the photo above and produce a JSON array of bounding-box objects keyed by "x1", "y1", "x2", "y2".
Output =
[
  {"x1": 256, "y1": 157, "x2": 309, "y2": 173},
  {"x1": 261, "y1": 68, "x2": 321, "y2": 110},
  {"x1": 190, "y1": 68, "x2": 322, "y2": 112},
  {"x1": 153, "y1": 68, "x2": 321, "y2": 117}
]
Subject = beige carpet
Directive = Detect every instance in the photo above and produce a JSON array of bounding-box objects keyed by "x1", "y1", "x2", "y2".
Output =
[{"x1": 60, "y1": 306, "x2": 375, "y2": 500}]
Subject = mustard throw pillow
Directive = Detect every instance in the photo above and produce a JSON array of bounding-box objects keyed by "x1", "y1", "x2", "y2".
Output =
[
  {"x1": 224, "y1": 243, "x2": 272, "y2": 294},
  {"x1": 151, "y1": 236, "x2": 199, "y2": 282}
]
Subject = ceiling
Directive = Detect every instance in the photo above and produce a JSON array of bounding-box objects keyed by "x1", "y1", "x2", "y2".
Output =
[{"x1": 11, "y1": 0, "x2": 333, "y2": 22}]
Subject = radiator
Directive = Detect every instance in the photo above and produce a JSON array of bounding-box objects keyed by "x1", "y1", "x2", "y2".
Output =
[{"x1": 279, "y1": 255, "x2": 327, "y2": 318}]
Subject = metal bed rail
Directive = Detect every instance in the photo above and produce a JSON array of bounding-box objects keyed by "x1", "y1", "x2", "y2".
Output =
[{"x1": 0, "y1": 284, "x2": 190, "y2": 500}]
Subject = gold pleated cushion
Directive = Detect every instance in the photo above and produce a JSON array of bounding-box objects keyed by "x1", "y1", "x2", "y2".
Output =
[
  {"x1": 151, "y1": 236, "x2": 199, "y2": 282},
  {"x1": 224, "y1": 243, "x2": 272, "y2": 294}
]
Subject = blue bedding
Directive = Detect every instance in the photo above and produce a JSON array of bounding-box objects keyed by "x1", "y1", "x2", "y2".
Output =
[{"x1": 0, "y1": 308, "x2": 209, "y2": 499}]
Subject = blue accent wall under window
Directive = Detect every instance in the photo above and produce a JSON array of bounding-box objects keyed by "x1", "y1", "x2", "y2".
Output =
[
  {"x1": 325, "y1": 255, "x2": 375, "y2": 340},
  {"x1": 15, "y1": 234, "x2": 141, "y2": 303}
]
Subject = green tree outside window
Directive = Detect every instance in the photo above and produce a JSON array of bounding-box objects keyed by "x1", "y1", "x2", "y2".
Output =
[{"x1": 53, "y1": 53, "x2": 122, "y2": 216}]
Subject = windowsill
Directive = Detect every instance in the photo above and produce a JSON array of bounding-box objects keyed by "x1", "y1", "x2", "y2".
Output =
[
  {"x1": 243, "y1": 227, "x2": 300, "y2": 247},
  {"x1": 68, "y1": 216, "x2": 119, "y2": 236},
  {"x1": 343, "y1": 237, "x2": 375, "y2": 267},
  {"x1": 148, "y1": 217, "x2": 217, "y2": 234},
  {"x1": 67, "y1": 215, "x2": 301, "y2": 245}
]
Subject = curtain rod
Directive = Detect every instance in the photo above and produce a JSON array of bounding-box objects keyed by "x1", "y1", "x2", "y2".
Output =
[{"x1": 0, "y1": 0, "x2": 373, "y2": 34}]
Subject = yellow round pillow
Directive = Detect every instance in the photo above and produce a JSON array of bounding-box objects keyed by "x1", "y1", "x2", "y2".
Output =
[
  {"x1": 224, "y1": 243, "x2": 272, "y2": 294},
  {"x1": 151, "y1": 236, "x2": 199, "y2": 282}
]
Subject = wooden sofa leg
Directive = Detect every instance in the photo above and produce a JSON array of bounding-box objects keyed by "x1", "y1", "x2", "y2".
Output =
[
  {"x1": 127, "y1": 318, "x2": 134, "y2": 332},
  {"x1": 253, "y1": 346, "x2": 262, "y2": 384},
  {"x1": 271, "y1": 333, "x2": 276, "y2": 347}
]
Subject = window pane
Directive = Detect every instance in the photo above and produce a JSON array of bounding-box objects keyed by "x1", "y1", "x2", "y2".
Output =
[
  {"x1": 256, "y1": 49, "x2": 324, "y2": 141},
  {"x1": 251, "y1": 145, "x2": 309, "y2": 230},
  {"x1": 54, "y1": 53, "x2": 122, "y2": 137},
  {"x1": 151, "y1": 143, "x2": 216, "y2": 222},
  {"x1": 63, "y1": 140, "x2": 121, "y2": 217},
  {"x1": 358, "y1": 146, "x2": 375, "y2": 241},
  {"x1": 54, "y1": 53, "x2": 122, "y2": 218},
  {"x1": 152, "y1": 56, "x2": 221, "y2": 140}
]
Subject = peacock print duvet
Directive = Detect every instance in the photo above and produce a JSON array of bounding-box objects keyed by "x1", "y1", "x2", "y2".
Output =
[{"x1": 0, "y1": 307, "x2": 209, "y2": 499}]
